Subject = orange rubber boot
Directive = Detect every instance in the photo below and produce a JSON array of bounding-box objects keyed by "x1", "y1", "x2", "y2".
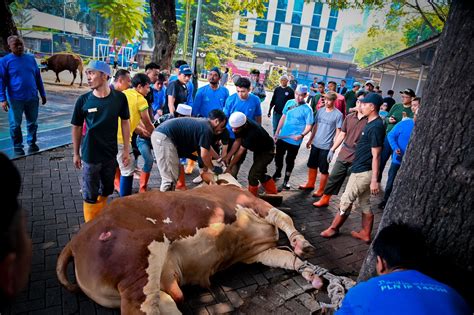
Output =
[
  {"x1": 261, "y1": 178, "x2": 278, "y2": 194},
  {"x1": 313, "y1": 194, "x2": 332, "y2": 207},
  {"x1": 176, "y1": 165, "x2": 187, "y2": 190},
  {"x1": 248, "y1": 185, "x2": 259, "y2": 196},
  {"x1": 298, "y1": 168, "x2": 317, "y2": 190},
  {"x1": 320, "y1": 213, "x2": 348, "y2": 238},
  {"x1": 351, "y1": 213, "x2": 374, "y2": 243},
  {"x1": 313, "y1": 174, "x2": 329, "y2": 197},
  {"x1": 114, "y1": 168, "x2": 121, "y2": 192},
  {"x1": 139, "y1": 172, "x2": 151, "y2": 193}
]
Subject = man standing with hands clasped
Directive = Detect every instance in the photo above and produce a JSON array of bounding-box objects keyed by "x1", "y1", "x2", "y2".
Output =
[
  {"x1": 320, "y1": 93, "x2": 385, "y2": 243},
  {"x1": 71, "y1": 60, "x2": 131, "y2": 222}
]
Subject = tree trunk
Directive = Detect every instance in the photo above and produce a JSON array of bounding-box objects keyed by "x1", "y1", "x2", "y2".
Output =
[
  {"x1": 0, "y1": 0, "x2": 19, "y2": 53},
  {"x1": 149, "y1": 0, "x2": 178, "y2": 70},
  {"x1": 359, "y1": 0, "x2": 474, "y2": 305}
]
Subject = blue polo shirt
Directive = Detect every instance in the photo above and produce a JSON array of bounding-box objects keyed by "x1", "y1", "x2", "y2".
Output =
[
  {"x1": 223, "y1": 93, "x2": 262, "y2": 139},
  {"x1": 279, "y1": 100, "x2": 314, "y2": 146},
  {"x1": 337, "y1": 270, "x2": 471, "y2": 315},
  {"x1": 151, "y1": 86, "x2": 166, "y2": 115},
  {"x1": 0, "y1": 53, "x2": 46, "y2": 102},
  {"x1": 192, "y1": 84, "x2": 229, "y2": 117},
  {"x1": 387, "y1": 118, "x2": 414, "y2": 165}
]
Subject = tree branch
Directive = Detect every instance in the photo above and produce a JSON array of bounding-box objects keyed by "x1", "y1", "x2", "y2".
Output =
[
  {"x1": 427, "y1": 0, "x2": 446, "y2": 23},
  {"x1": 409, "y1": 0, "x2": 438, "y2": 34}
]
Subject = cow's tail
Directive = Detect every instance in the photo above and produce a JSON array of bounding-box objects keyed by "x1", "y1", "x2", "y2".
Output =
[
  {"x1": 56, "y1": 241, "x2": 79, "y2": 292},
  {"x1": 78, "y1": 59, "x2": 84, "y2": 86}
]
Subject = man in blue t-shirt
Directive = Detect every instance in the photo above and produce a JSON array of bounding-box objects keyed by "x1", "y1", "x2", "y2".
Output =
[
  {"x1": 273, "y1": 85, "x2": 313, "y2": 190},
  {"x1": 0, "y1": 36, "x2": 47, "y2": 156},
  {"x1": 192, "y1": 67, "x2": 229, "y2": 117},
  {"x1": 223, "y1": 77, "x2": 262, "y2": 177},
  {"x1": 337, "y1": 223, "x2": 471, "y2": 315}
]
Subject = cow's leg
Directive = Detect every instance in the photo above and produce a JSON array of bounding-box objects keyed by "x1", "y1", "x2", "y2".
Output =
[
  {"x1": 55, "y1": 72, "x2": 60, "y2": 83},
  {"x1": 265, "y1": 207, "x2": 316, "y2": 259},
  {"x1": 244, "y1": 248, "x2": 323, "y2": 289},
  {"x1": 71, "y1": 70, "x2": 77, "y2": 85}
]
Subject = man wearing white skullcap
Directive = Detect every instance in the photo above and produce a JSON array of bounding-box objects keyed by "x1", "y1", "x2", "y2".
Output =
[{"x1": 223, "y1": 112, "x2": 278, "y2": 196}]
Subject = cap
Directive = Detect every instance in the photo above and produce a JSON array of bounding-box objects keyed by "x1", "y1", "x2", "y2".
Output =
[
  {"x1": 280, "y1": 74, "x2": 289, "y2": 81},
  {"x1": 400, "y1": 88, "x2": 416, "y2": 97},
  {"x1": 229, "y1": 112, "x2": 247, "y2": 128},
  {"x1": 86, "y1": 60, "x2": 111, "y2": 76},
  {"x1": 353, "y1": 82, "x2": 362, "y2": 87},
  {"x1": 365, "y1": 80, "x2": 375, "y2": 87},
  {"x1": 209, "y1": 67, "x2": 221, "y2": 77},
  {"x1": 360, "y1": 92, "x2": 384, "y2": 107},
  {"x1": 179, "y1": 64, "x2": 192, "y2": 75},
  {"x1": 295, "y1": 84, "x2": 308, "y2": 94},
  {"x1": 176, "y1": 104, "x2": 192, "y2": 116}
]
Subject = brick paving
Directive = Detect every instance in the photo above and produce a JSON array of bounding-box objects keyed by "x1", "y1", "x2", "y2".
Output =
[{"x1": 3, "y1": 93, "x2": 387, "y2": 314}]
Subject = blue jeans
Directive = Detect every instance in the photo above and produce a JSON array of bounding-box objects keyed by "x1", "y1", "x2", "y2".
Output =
[
  {"x1": 272, "y1": 112, "x2": 282, "y2": 134},
  {"x1": 137, "y1": 136, "x2": 154, "y2": 173},
  {"x1": 378, "y1": 135, "x2": 393, "y2": 182},
  {"x1": 8, "y1": 98, "x2": 39, "y2": 149},
  {"x1": 82, "y1": 159, "x2": 117, "y2": 203},
  {"x1": 383, "y1": 162, "x2": 401, "y2": 203}
]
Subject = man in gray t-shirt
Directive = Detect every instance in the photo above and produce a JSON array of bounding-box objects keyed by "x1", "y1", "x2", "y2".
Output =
[{"x1": 299, "y1": 92, "x2": 343, "y2": 198}]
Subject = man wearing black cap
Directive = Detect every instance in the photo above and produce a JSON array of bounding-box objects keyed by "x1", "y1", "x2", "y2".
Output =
[
  {"x1": 321, "y1": 92, "x2": 385, "y2": 243},
  {"x1": 193, "y1": 67, "x2": 229, "y2": 118},
  {"x1": 164, "y1": 64, "x2": 192, "y2": 115},
  {"x1": 378, "y1": 88, "x2": 415, "y2": 183}
]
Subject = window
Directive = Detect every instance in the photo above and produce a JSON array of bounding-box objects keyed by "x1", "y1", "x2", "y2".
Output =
[
  {"x1": 328, "y1": 8, "x2": 338, "y2": 30},
  {"x1": 307, "y1": 28, "x2": 320, "y2": 51},
  {"x1": 275, "y1": 0, "x2": 287, "y2": 22},
  {"x1": 289, "y1": 25, "x2": 302, "y2": 49},
  {"x1": 272, "y1": 23, "x2": 281, "y2": 46},
  {"x1": 73, "y1": 38, "x2": 79, "y2": 47},
  {"x1": 311, "y1": 3, "x2": 323, "y2": 27},
  {"x1": 238, "y1": 32, "x2": 246, "y2": 41},
  {"x1": 255, "y1": 20, "x2": 268, "y2": 44},
  {"x1": 292, "y1": 0, "x2": 304, "y2": 24},
  {"x1": 323, "y1": 30, "x2": 332, "y2": 53}
]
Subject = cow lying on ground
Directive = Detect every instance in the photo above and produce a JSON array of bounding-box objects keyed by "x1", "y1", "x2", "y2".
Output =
[
  {"x1": 56, "y1": 184, "x2": 324, "y2": 314},
  {"x1": 41, "y1": 53, "x2": 83, "y2": 86}
]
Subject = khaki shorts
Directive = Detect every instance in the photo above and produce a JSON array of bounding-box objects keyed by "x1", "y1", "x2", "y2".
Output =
[
  {"x1": 116, "y1": 143, "x2": 135, "y2": 177},
  {"x1": 339, "y1": 171, "x2": 372, "y2": 215}
]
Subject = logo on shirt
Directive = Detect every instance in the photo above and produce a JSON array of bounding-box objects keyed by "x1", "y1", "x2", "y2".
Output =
[{"x1": 285, "y1": 92, "x2": 289, "y2": 96}]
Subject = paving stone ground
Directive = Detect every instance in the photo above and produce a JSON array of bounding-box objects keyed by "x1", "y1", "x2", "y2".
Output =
[{"x1": 3, "y1": 88, "x2": 388, "y2": 315}]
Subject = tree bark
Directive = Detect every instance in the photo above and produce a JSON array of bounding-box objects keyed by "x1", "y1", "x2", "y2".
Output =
[
  {"x1": 149, "y1": 0, "x2": 178, "y2": 70},
  {"x1": 359, "y1": 0, "x2": 474, "y2": 305},
  {"x1": 0, "y1": 0, "x2": 19, "y2": 53}
]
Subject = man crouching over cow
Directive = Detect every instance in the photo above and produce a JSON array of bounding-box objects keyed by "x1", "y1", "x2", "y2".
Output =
[
  {"x1": 223, "y1": 111, "x2": 278, "y2": 196},
  {"x1": 71, "y1": 60, "x2": 131, "y2": 222},
  {"x1": 151, "y1": 109, "x2": 227, "y2": 191}
]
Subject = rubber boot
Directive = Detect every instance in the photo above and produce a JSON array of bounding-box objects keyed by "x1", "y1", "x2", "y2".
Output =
[
  {"x1": 185, "y1": 159, "x2": 195, "y2": 175},
  {"x1": 351, "y1": 213, "x2": 374, "y2": 243},
  {"x1": 114, "y1": 168, "x2": 121, "y2": 192},
  {"x1": 139, "y1": 172, "x2": 151, "y2": 193},
  {"x1": 313, "y1": 174, "x2": 329, "y2": 197},
  {"x1": 97, "y1": 195, "x2": 108, "y2": 209},
  {"x1": 320, "y1": 213, "x2": 348, "y2": 238},
  {"x1": 176, "y1": 165, "x2": 187, "y2": 190},
  {"x1": 261, "y1": 178, "x2": 278, "y2": 194},
  {"x1": 298, "y1": 168, "x2": 317, "y2": 190},
  {"x1": 119, "y1": 175, "x2": 134, "y2": 197},
  {"x1": 248, "y1": 185, "x2": 259, "y2": 196},
  {"x1": 278, "y1": 173, "x2": 291, "y2": 192},
  {"x1": 313, "y1": 194, "x2": 332, "y2": 207},
  {"x1": 83, "y1": 201, "x2": 103, "y2": 222}
]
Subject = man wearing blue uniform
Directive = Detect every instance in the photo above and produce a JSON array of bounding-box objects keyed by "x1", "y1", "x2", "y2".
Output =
[
  {"x1": 337, "y1": 223, "x2": 471, "y2": 315},
  {"x1": 223, "y1": 77, "x2": 262, "y2": 177},
  {"x1": 273, "y1": 85, "x2": 313, "y2": 190},
  {"x1": 0, "y1": 36, "x2": 47, "y2": 156},
  {"x1": 192, "y1": 67, "x2": 229, "y2": 117}
]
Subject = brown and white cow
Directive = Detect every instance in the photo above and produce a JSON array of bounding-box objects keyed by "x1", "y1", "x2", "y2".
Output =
[
  {"x1": 41, "y1": 53, "x2": 83, "y2": 86},
  {"x1": 56, "y1": 184, "x2": 322, "y2": 314}
]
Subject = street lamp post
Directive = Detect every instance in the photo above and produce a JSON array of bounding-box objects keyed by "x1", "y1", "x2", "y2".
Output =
[
  {"x1": 191, "y1": 0, "x2": 202, "y2": 72},
  {"x1": 63, "y1": 0, "x2": 66, "y2": 34}
]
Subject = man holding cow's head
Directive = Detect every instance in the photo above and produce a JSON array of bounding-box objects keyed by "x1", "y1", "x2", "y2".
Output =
[
  {"x1": 151, "y1": 109, "x2": 227, "y2": 191},
  {"x1": 223, "y1": 112, "x2": 278, "y2": 196},
  {"x1": 71, "y1": 60, "x2": 131, "y2": 222}
]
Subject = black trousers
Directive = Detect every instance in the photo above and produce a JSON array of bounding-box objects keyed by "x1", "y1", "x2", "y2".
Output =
[
  {"x1": 274, "y1": 139, "x2": 300, "y2": 175},
  {"x1": 249, "y1": 150, "x2": 275, "y2": 186},
  {"x1": 324, "y1": 159, "x2": 352, "y2": 195}
]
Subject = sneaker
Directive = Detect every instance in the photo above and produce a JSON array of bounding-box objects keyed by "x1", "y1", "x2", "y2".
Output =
[
  {"x1": 192, "y1": 175, "x2": 203, "y2": 184},
  {"x1": 27, "y1": 144, "x2": 39, "y2": 153},
  {"x1": 272, "y1": 172, "x2": 281, "y2": 180},
  {"x1": 278, "y1": 182, "x2": 290, "y2": 192},
  {"x1": 14, "y1": 148, "x2": 25, "y2": 156}
]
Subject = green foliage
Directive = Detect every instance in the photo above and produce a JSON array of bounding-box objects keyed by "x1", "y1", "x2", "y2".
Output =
[
  {"x1": 265, "y1": 67, "x2": 283, "y2": 91},
  {"x1": 64, "y1": 41, "x2": 72, "y2": 52},
  {"x1": 10, "y1": 0, "x2": 32, "y2": 34},
  {"x1": 88, "y1": 0, "x2": 148, "y2": 45},
  {"x1": 204, "y1": 52, "x2": 220, "y2": 69},
  {"x1": 353, "y1": 31, "x2": 406, "y2": 67},
  {"x1": 402, "y1": 14, "x2": 444, "y2": 46},
  {"x1": 204, "y1": 3, "x2": 256, "y2": 63}
]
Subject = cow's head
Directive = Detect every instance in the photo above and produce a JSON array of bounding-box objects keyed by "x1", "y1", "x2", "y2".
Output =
[
  {"x1": 201, "y1": 172, "x2": 242, "y2": 188},
  {"x1": 40, "y1": 59, "x2": 49, "y2": 72}
]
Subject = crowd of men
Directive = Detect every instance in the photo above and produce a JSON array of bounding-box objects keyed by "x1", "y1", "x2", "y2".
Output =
[{"x1": 0, "y1": 35, "x2": 471, "y2": 314}]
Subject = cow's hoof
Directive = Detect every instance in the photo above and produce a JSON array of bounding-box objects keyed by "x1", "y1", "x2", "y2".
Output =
[{"x1": 291, "y1": 235, "x2": 317, "y2": 259}]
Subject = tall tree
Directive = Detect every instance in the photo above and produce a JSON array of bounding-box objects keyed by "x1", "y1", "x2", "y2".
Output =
[
  {"x1": 0, "y1": 0, "x2": 18, "y2": 52},
  {"x1": 149, "y1": 0, "x2": 178, "y2": 69},
  {"x1": 358, "y1": 0, "x2": 473, "y2": 304}
]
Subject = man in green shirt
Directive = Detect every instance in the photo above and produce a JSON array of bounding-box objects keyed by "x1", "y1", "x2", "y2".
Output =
[
  {"x1": 344, "y1": 82, "x2": 362, "y2": 114},
  {"x1": 378, "y1": 88, "x2": 415, "y2": 183}
]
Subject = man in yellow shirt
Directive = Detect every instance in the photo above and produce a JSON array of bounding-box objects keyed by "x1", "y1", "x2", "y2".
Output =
[{"x1": 117, "y1": 73, "x2": 154, "y2": 196}]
